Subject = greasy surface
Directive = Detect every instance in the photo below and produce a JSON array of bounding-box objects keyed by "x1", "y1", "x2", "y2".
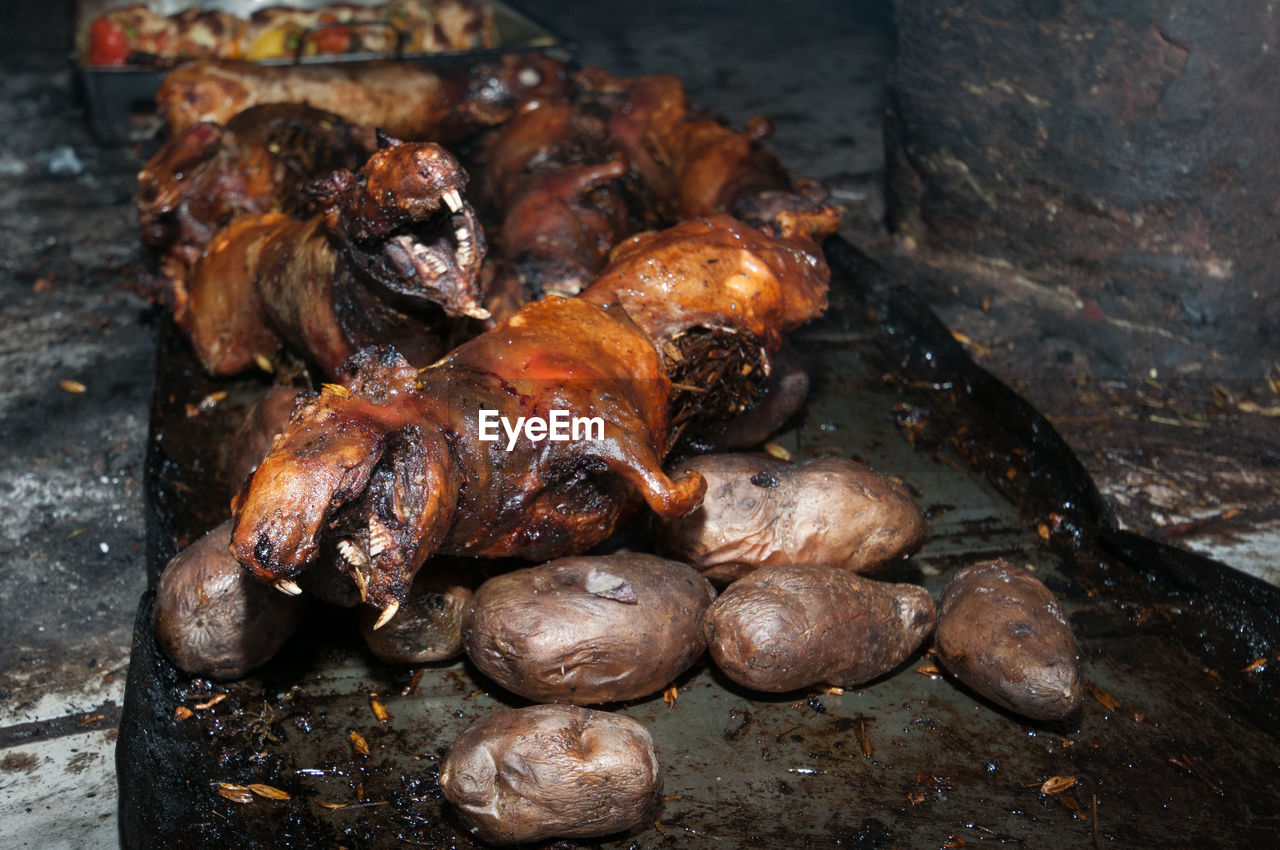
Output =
[
  {"x1": 478, "y1": 90, "x2": 635, "y2": 319},
  {"x1": 231, "y1": 297, "x2": 704, "y2": 614},
  {"x1": 704, "y1": 564, "x2": 936, "y2": 692},
  {"x1": 657, "y1": 454, "x2": 927, "y2": 583},
  {"x1": 136, "y1": 103, "x2": 374, "y2": 289},
  {"x1": 153, "y1": 520, "x2": 306, "y2": 680},
  {"x1": 583, "y1": 213, "x2": 833, "y2": 350},
  {"x1": 179, "y1": 140, "x2": 487, "y2": 377},
  {"x1": 156, "y1": 54, "x2": 570, "y2": 139},
  {"x1": 1, "y1": 3, "x2": 886, "y2": 846},
  {"x1": 604, "y1": 72, "x2": 791, "y2": 222},
  {"x1": 6, "y1": 0, "x2": 1278, "y2": 845},
  {"x1": 120, "y1": 243, "x2": 1280, "y2": 848},
  {"x1": 935, "y1": 559, "x2": 1082, "y2": 722},
  {"x1": 462, "y1": 554, "x2": 715, "y2": 704},
  {"x1": 231, "y1": 208, "x2": 833, "y2": 616},
  {"x1": 439, "y1": 704, "x2": 661, "y2": 845}
]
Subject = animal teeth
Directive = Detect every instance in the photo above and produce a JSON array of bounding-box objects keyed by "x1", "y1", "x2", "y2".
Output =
[
  {"x1": 373, "y1": 601, "x2": 400, "y2": 630},
  {"x1": 351, "y1": 566, "x2": 369, "y2": 602},
  {"x1": 443, "y1": 188, "x2": 463, "y2": 212},
  {"x1": 274, "y1": 579, "x2": 303, "y2": 596},
  {"x1": 392, "y1": 480, "x2": 408, "y2": 523},
  {"x1": 423, "y1": 253, "x2": 448, "y2": 275},
  {"x1": 455, "y1": 226, "x2": 470, "y2": 244},
  {"x1": 368, "y1": 516, "x2": 394, "y2": 557},
  {"x1": 337, "y1": 539, "x2": 368, "y2": 566}
]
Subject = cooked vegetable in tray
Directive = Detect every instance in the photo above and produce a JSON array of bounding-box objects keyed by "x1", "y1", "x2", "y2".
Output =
[{"x1": 85, "y1": 0, "x2": 495, "y2": 66}]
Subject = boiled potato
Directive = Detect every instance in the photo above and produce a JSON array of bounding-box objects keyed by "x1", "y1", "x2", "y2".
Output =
[
  {"x1": 713, "y1": 346, "x2": 809, "y2": 450},
  {"x1": 359, "y1": 562, "x2": 472, "y2": 663},
  {"x1": 703, "y1": 564, "x2": 935, "y2": 692},
  {"x1": 463, "y1": 554, "x2": 715, "y2": 704},
  {"x1": 934, "y1": 559, "x2": 1083, "y2": 721},
  {"x1": 657, "y1": 454, "x2": 926, "y2": 583},
  {"x1": 440, "y1": 704, "x2": 661, "y2": 845},
  {"x1": 154, "y1": 520, "x2": 305, "y2": 679}
]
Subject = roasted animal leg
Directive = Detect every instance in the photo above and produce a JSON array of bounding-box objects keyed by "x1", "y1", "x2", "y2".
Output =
[{"x1": 232, "y1": 212, "x2": 835, "y2": 618}]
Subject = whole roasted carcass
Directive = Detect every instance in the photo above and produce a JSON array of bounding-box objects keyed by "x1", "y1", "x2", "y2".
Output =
[
  {"x1": 476, "y1": 67, "x2": 815, "y2": 322},
  {"x1": 177, "y1": 138, "x2": 489, "y2": 377},
  {"x1": 137, "y1": 103, "x2": 376, "y2": 292},
  {"x1": 142, "y1": 60, "x2": 829, "y2": 383},
  {"x1": 156, "y1": 53, "x2": 568, "y2": 138},
  {"x1": 231, "y1": 208, "x2": 837, "y2": 624}
]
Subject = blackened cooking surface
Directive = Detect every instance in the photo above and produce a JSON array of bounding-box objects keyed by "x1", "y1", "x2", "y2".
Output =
[{"x1": 118, "y1": 241, "x2": 1280, "y2": 848}]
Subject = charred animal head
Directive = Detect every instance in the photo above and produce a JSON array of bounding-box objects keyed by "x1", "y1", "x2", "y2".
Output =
[{"x1": 325, "y1": 140, "x2": 490, "y2": 321}]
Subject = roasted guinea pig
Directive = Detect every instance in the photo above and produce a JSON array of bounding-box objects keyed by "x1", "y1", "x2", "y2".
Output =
[
  {"x1": 477, "y1": 68, "x2": 831, "y2": 324},
  {"x1": 156, "y1": 53, "x2": 569, "y2": 138},
  {"x1": 176, "y1": 138, "x2": 489, "y2": 378},
  {"x1": 137, "y1": 103, "x2": 375, "y2": 292},
  {"x1": 598, "y1": 71, "x2": 794, "y2": 221},
  {"x1": 231, "y1": 211, "x2": 837, "y2": 623},
  {"x1": 231, "y1": 298, "x2": 705, "y2": 623}
]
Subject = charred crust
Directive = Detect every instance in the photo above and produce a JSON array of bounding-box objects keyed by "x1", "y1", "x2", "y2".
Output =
[{"x1": 252, "y1": 532, "x2": 275, "y2": 570}]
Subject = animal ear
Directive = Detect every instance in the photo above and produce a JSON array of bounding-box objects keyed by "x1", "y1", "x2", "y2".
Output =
[
  {"x1": 375, "y1": 129, "x2": 403, "y2": 150},
  {"x1": 311, "y1": 169, "x2": 355, "y2": 208}
]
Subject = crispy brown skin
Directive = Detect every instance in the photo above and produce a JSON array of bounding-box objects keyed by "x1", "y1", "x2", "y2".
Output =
[
  {"x1": 581, "y1": 214, "x2": 832, "y2": 350},
  {"x1": 477, "y1": 93, "x2": 637, "y2": 324},
  {"x1": 656, "y1": 455, "x2": 927, "y2": 584},
  {"x1": 604, "y1": 73, "x2": 791, "y2": 221},
  {"x1": 136, "y1": 103, "x2": 374, "y2": 292},
  {"x1": 232, "y1": 298, "x2": 705, "y2": 612},
  {"x1": 478, "y1": 68, "x2": 838, "y2": 325},
  {"x1": 934, "y1": 559, "x2": 1083, "y2": 721},
  {"x1": 156, "y1": 54, "x2": 569, "y2": 138},
  {"x1": 177, "y1": 140, "x2": 487, "y2": 377},
  {"x1": 439, "y1": 704, "x2": 660, "y2": 845},
  {"x1": 232, "y1": 214, "x2": 832, "y2": 618},
  {"x1": 154, "y1": 520, "x2": 306, "y2": 679},
  {"x1": 704, "y1": 564, "x2": 935, "y2": 692},
  {"x1": 462, "y1": 554, "x2": 715, "y2": 704}
]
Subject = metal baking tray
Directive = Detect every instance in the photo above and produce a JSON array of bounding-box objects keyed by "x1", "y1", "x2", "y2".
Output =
[
  {"x1": 116, "y1": 240, "x2": 1280, "y2": 847},
  {"x1": 74, "y1": 0, "x2": 572, "y2": 142}
]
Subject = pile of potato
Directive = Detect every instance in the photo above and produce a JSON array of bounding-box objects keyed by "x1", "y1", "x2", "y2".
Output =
[{"x1": 155, "y1": 450, "x2": 1083, "y2": 846}]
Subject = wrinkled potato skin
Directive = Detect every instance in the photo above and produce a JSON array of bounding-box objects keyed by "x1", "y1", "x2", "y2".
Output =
[
  {"x1": 154, "y1": 520, "x2": 306, "y2": 679},
  {"x1": 935, "y1": 559, "x2": 1083, "y2": 721},
  {"x1": 657, "y1": 455, "x2": 926, "y2": 583},
  {"x1": 704, "y1": 564, "x2": 935, "y2": 692},
  {"x1": 226, "y1": 385, "x2": 302, "y2": 492},
  {"x1": 440, "y1": 704, "x2": 660, "y2": 845},
  {"x1": 360, "y1": 563, "x2": 473, "y2": 663},
  {"x1": 463, "y1": 554, "x2": 715, "y2": 704}
]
